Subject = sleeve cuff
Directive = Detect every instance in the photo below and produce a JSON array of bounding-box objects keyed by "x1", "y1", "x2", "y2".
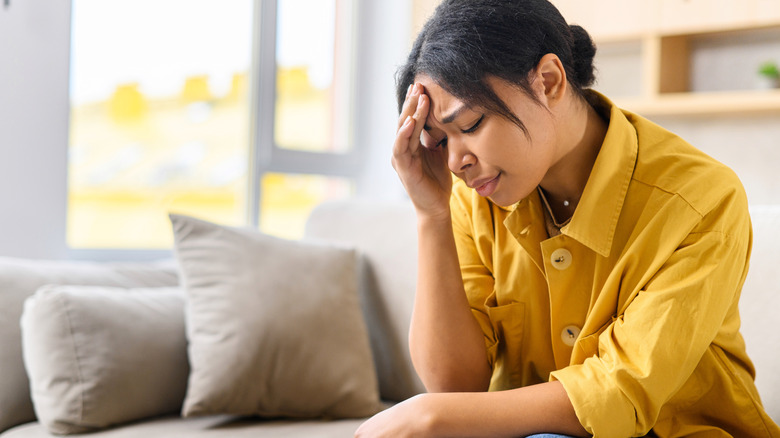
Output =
[{"x1": 551, "y1": 359, "x2": 640, "y2": 438}]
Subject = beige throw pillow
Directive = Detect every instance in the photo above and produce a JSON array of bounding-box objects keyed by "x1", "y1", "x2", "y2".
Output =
[
  {"x1": 20, "y1": 285, "x2": 188, "y2": 435},
  {"x1": 0, "y1": 257, "x2": 178, "y2": 434},
  {"x1": 169, "y1": 214, "x2": 383, "y2": 419}
]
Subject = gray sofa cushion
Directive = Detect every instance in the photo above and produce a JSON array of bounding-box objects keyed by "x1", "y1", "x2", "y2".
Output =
[
  {"x1": 21, "y1": 285, "x2": 188, "y2": 435},
  {"x1": 0, "y1": 258, "x2": 179, "y2": 434},
  {"x1": 170, "y1": 214, "x2": 383, "y2": 419}
]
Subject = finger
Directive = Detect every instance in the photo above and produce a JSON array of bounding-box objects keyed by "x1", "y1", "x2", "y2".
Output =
[
  {"x1": 397, "y1": 83, "x2": 422, "y2": 129},
  {"x1": 408, "y1": 93, "x2": 429, "y2": 155},
  {"x1": 392, "y1": 115, "x2": 415, "y2": 163},
  {"x1": 397, "y1": 98, "x2": 417, "y2": 129}
]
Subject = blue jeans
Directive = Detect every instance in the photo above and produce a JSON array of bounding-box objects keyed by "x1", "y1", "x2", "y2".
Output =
[{"x1": 527, "y1": 435, "x2": 577, "y2": 438}]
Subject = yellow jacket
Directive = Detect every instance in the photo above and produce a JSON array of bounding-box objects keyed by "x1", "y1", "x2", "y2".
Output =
[{"x1": 450, "y1": 92, "x2": 780, "y2": 437}]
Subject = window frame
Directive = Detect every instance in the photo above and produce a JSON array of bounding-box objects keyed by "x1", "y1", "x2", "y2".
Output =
[{"x1": 249, "y1": 0, "x2": 361, "y2": 228}]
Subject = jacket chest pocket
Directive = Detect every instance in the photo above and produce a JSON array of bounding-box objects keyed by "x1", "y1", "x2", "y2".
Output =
[{"x1": 486, "y1": 300, "x2": 525, "y2": 391}]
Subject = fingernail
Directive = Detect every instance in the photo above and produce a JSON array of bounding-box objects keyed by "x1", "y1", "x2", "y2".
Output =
[
  {"x1": 411, "y1": 83, "x2": 420, "y2": 95},
  {"x1": 417, "y1": 94, "x2": 425, "y2": 108},
  {"x1": 406, "y1": 84, "x2": 413, "y2": 97},
  {"x1": 403, "y1": 115, "x2": 413, "y2": 126}
]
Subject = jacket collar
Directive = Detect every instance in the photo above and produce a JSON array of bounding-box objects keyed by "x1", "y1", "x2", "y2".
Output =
[{"x1": 503, "y1": 91, "x2": 638, "y2": 258}]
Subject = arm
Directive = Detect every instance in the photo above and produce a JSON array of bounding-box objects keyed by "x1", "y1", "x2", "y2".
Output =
[
  {"x1": 410, "y1": 213, "x2": 492, "y2": 392},
  {"x1": 393, "y1": 83, "x2": 491, "y2": 391},
  {"x1": 355, "y1": 381, "x2": 589, "y2": 438}
]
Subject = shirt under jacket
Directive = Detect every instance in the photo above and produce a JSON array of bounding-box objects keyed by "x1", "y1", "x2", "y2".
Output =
[{"x1": 449, "y1": 91, "x2": 780, "y2": 438}]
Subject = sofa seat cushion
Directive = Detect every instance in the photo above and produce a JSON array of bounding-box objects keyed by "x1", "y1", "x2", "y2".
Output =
[{"x1": 0, "y1": 416, "x2": 366, "y2": 438}]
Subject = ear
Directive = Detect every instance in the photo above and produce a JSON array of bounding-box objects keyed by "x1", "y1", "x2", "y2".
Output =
[{"x1": 533, "y1": 53, "x2": 567, "y2": 107}]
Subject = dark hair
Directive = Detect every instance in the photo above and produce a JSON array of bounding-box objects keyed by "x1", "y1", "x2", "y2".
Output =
[{"x1": 396, "y1": 0, "x2": 596, "y2": 133}]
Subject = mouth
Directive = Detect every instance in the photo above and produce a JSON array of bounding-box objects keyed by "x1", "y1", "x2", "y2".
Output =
[{"x1": 469, "y1": 174, "x2": 500, "y2": 198}]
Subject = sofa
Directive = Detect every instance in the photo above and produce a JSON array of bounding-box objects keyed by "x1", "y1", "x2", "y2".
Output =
[{"x1": 0, "y1": 200, "x2": 778, "y2": 437}]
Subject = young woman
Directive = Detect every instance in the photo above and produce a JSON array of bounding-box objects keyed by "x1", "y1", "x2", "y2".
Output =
[{"x1": 355, "y1": 1, "x2": 780, "y2": 437}]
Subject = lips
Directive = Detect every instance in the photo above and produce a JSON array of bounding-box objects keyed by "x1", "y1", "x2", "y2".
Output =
[{"x1": 470, "y1": 174, "x2": 500, "y2": 198}]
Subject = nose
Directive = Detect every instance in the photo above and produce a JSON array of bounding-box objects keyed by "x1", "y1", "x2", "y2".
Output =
[{"x1": 447, "y1": 141, "x2": 476, "y2": 173}]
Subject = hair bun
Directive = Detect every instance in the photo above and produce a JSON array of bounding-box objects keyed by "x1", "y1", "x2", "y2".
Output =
[{"x1": 569, "y1": 24, "x2": 596, "y2": 88}]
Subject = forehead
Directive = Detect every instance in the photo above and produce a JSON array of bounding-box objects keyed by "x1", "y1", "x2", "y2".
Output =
[{"x1": 415, "y1": 76, "x2": 467, "y2": 129}]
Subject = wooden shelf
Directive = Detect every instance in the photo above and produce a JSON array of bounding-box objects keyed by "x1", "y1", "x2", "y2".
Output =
[
  {"x1": 551, "y1": 0, "x2": 780, "y2": 117},
  {"x1": 658, "y1": 19, "x2": 780, "y2": 39},
  {"x1": 615, "y1": 89, "x2": 780, "y2": 117}
]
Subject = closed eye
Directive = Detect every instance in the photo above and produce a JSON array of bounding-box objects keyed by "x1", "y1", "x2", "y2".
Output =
[{"x1": 461, "y1": 115, "x2": 484, "y2": 134}]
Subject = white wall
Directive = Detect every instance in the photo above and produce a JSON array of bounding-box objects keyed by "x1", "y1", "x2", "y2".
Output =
[
  {"x1": 0, "y1": 0, "x2": 71, "y2": 259},
  {"x1": 354, "y1": 0, "x2": 411, "y2": 202}
]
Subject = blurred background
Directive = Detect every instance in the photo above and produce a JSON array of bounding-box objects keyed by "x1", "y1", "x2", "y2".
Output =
[{"x1": 1, "y1": 0, "x2": 778, "y2": 260}]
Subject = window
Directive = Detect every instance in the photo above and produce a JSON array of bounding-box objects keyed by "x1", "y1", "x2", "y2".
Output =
[
  {"x1": 253, "y1": 0, "x2": 358, "y2": 239},
  {"x1": 67, "y1": 0, "x2": 358, "y2": 250},
  {"x1": 275, "y1": 0, "x2": 355, "y2": 153}
]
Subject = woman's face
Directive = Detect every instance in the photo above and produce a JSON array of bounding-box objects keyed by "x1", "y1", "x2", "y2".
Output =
[{"x1": 416, "y1": 75, "x2": 559, "y2": 207}]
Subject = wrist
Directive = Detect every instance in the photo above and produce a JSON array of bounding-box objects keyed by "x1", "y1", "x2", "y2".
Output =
[
  {"x1": 410, "y1": 394, "x2": 440, "y2": 436},
  {"x1": 416, "y1": 208, "x2": 452, "y2": 228}
]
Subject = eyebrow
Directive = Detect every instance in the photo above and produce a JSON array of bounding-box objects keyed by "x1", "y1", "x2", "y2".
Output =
[{"x1": 423, "y1": 104, "x2": 468, "y2": 131}]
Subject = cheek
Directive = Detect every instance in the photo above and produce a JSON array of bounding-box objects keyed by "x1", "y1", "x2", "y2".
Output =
[
  {"x1": 495, "y1": 134, "x2": 552, "y2": 184},
  {"x1": 521, "y1": 117, "x2": 557, "y2": 162},
  {"x1": 488, "y1": 129, "x2": 535, "y2": 167}
]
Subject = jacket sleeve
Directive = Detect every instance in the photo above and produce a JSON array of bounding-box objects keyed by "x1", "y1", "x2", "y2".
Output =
[{"x1": 551, "y1": 194, "x2": 752, "y2": 437}]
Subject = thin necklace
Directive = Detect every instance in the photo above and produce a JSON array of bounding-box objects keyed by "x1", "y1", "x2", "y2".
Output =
[{"x1": 537, "y1": 187, "x2": 571, "y2": 237}]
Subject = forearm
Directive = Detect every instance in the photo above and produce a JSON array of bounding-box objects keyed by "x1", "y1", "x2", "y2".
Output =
[
  {"x1": 409, "y1": 213, "x2": 492, "y2": 392},
  {"x1": 421, "y1": 381, "x2": 589, "y2": 437}
]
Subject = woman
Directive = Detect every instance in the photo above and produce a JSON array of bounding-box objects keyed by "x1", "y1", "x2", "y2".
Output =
[{"x1": 355, "y1": 1, "x2": 780, "y2": 437}]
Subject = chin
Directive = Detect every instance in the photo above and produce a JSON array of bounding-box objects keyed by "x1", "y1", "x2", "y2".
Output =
[
  {"x1": 487, "y1": 194, "x2": 518, "y2": 208},
  {"x1": 488, "y1": 188, "x2": 532, "y2": 208}
]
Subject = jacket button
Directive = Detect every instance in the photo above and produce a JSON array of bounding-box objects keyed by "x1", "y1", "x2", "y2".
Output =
[
  {"x1": 561, "y1": 325, "x2": 581, "y2": 347},
  {"x1": 550, "y1": 248, "x2": 572, "y2": 270}
]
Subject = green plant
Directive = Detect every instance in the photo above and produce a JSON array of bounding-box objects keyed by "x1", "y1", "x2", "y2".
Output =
[{"x1": 758, "y1": 61, "x2": 780, "y2": 79}]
